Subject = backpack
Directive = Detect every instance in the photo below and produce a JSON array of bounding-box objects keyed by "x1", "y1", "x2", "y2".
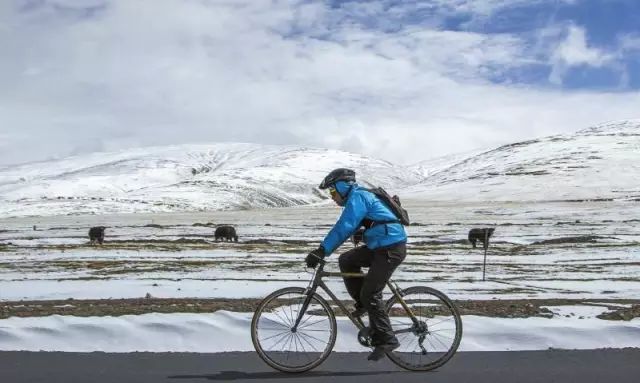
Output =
[{"x1": 365, "y1": 187, "x2": 410, "y2": 226}]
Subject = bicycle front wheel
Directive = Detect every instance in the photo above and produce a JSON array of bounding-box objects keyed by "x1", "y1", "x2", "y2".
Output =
[
  {"x1": 385, "y1": 286, "x2": 462, "y2": 371},
  {"x1": 251, "y1": 287, "x2": 337, "y2": 373}
]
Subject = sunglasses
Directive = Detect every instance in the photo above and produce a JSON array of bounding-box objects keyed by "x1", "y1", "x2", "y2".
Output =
[{"x1": 329, "y1": 187, "x2": 338, "y2": 197}]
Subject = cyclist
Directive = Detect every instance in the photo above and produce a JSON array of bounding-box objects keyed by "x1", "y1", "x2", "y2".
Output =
[{"x1": 305, "y1": 168, "x2": 407, "y2": 361}]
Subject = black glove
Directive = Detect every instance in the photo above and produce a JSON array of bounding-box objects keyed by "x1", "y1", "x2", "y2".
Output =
[{"x1": 305, "y1": 246, "x2": 325, "y2": 268}]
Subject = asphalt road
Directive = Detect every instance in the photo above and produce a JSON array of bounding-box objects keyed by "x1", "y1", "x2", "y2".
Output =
[{"x1": 1, "y1": 350, "x2": 639, "y2": 383}]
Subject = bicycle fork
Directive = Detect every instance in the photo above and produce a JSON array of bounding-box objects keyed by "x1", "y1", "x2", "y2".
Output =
[{"x1": 291, "y1": 286, "x2": 317, "y2": 332}]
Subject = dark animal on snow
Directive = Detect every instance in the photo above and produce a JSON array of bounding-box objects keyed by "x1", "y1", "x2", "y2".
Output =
[
  {"x1": 215, "y1": 225, "x2": 238, "y2": 242},
  {"x1": 468, "y1": 228, "x2": 495, "y2": 249},
  {"x1": 89, "y1": 226, "x2": 106, "y2": 245}
]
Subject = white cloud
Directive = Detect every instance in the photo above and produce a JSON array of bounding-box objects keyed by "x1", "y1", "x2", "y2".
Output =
[
  {"x1": 548, "y1": 25, "x2": 614, "y2": 85},
  {"x1": 0, "y1": 0, "x2": 638, "y2": 166},
  {"x1": 618, "y1": 33, "x2": 640, "y2": 52}
]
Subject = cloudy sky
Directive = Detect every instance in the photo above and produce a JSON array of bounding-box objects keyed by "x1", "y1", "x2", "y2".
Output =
[{"x1": 1, "y1": 0, "x2": 639, "y2": 166}]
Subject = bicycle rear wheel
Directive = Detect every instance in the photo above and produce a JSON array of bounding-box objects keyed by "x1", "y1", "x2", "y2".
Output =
[
  {"x1": 251, "y1": 287, "x2": 337, "y2": 373},
  {"x1": 385, "y1": 286, "x2": 462, "y2": 371}
]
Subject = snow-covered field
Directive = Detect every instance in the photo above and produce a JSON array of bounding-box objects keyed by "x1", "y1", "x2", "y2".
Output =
[
  {"x1": 1, "y1": 200, "x2": 639, "y2": 301},
  {"x1": 1, "y1": 306, "x2": 639, "y2": 353}
]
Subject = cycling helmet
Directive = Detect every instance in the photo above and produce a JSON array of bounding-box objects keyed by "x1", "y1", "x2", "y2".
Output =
[{"x1": 319, "y1": 168, "x2": 356, "y2": 189}]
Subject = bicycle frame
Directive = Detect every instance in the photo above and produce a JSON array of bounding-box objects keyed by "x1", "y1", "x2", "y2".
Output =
[{"x1": 292, "y1": 259, "x2": 421, "y2": 332}]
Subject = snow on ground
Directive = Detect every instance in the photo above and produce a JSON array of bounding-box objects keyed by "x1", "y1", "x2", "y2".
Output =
[
  {"x1": 1, "y1": 200, "x2": 639, "y2": 301},
  {"x1": 0, "y1": 308, "x2": 638, "y2": 352}
]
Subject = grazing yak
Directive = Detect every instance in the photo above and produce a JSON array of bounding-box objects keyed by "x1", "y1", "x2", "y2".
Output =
[
  {"x1": 89, "y1": 226, "x2": 106, "y2": 245},
  {"x1": 468, "y1": 228, "x2": 495, "y2": 249},
  {"x1": 215, "y1": 225, "x2": 238, "y2": 242}
]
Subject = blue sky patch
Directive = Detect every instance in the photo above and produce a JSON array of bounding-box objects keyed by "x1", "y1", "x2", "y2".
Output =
[
  {"x1": 321, "y1": 0, "x2": 640, "y2": 91},
  {"x1": 457, "y1": 0, "x2": 640, "y2": 90}
]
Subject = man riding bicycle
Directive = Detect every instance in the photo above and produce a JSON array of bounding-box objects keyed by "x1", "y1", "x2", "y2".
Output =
[{"x1": 305, "y1": 168, "x2": 407, "y2": 361}]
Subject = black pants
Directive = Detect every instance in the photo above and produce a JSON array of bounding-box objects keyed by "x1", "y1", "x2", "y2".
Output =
[{"x1": 338, "y1": 242, "x2": 406, "y2": 345}]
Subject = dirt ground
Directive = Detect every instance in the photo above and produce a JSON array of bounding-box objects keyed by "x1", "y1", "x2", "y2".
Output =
[{"x1": 2, "y1": 298, "x2": 639, "y2": 321}]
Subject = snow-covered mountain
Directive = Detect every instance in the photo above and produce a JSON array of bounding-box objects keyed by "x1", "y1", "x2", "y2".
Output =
[
  {"x1": 406, "y1": 119, "x2": 640, "y2": 202},
  {"x1": 0, "y1": 143, "x2": 423, "y2": 217},
  {"x1": 408, "y1": 148, "x2": 491, "y2": 178},
  {"x1": 0, "y1": 120, "x2": 638, "y2": 217}
]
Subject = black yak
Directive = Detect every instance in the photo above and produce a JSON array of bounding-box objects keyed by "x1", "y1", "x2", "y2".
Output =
[
  {"x1": 89, "y1": 226, "x2": 106, "y2": 245},
  {"x1": 468, "y1": 228, "x2": 494, "y2": 249},
  {"x1": 215, "y1": 225, "x2": 238, "y2": 242}
]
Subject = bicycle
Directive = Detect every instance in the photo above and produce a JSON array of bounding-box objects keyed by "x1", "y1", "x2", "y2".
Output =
[{"x1": 251, "y1": 258, "x2": 463, "y2": 372}]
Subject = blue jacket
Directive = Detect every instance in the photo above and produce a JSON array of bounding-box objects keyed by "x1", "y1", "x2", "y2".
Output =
[{"x1": 320, "y1": 181, "x2": 407, "y2": 255}]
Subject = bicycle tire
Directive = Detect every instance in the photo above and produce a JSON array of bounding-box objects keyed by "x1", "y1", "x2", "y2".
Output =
[
  {"x1": 384, "y1": 286, "x2": 462, "y2": 371},
  {"x1": 251, "y1": 287, "x2": 337, "y2": 373}
]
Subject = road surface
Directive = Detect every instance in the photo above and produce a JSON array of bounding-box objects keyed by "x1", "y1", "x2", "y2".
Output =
[{"x1": 1, "y1": 349, "x2": 639, "y2": 382}]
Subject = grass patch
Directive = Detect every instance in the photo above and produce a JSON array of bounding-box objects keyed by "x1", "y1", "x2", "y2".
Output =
[
  {"x1": 5, "y1": 298, "x2": 637, "y2": 319},
  {"x1": 597, "y1": 305, "x2": 640, "y2": 321}
]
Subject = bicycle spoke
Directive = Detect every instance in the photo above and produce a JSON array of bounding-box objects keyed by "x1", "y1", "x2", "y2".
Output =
[
  {"x1": 284, "y1": 334, "x2": 294, "y2": 362},
  {"x1": 296, "y1": 309, "x2": 316, "y2": 329},
  {"x1": 259, "y1": 328, "x2": 290, "y2": 343},
  {"x1": 398, "y1": 331, "x2": 412, "y2": 346},
  {"x1": 296, "y1": 302, "x2": 326, "y2": 328},
  {"x1": 272, "y1": 309, "x2": 293, "y2": 328},
  {"x1": 405, "y1": 335, "x2": 419, "y2": 352},
  {"x1": 429, "y1": 330, "x2": 454, "y2": 340},
  {"x1": 429, "y1": 328, "x2": 455, "y2": 333},
  {"x1": 282, "y1": 304, "x2": 294, "y2": 326},
  {"x1": 295, "y1": 336, "x2": 314, "y2": 365},
  {"x1": 260, "y1": 316, "x2": 290, "y2": 329},
  {"x1": 260, "y1": 327, "x2": 292, "y2": 332},
  {"x1": 428, "y1": 317, "x2": 454, "y2": 328},
  {"x1": 429, "y1": 332, "x2": 452, "y2": 350},
  {"x1": 267, "y1": 331, "x2": 293, "y2": 351},
  {"x1": 298, "y1": 329, "x2": 329, "y2": 346},
  {"x1": 293, "y1": 333, "x2": 303, "y2": 353},
  {"x1": 297, "y1": 331, "x2": 321, "y2": 353},
  {"x1": 424, "y1": 332, "x2": 439, "y2": 352},
  {"x1": 298, "y1": 317, "x2": 328, "y2": 330},
  {"x1": 294, "y1": 333, "x2": 315, "y2": 359},
  {"x1": 296, "y1": 336, "x2": 313, "y2": 368}
]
